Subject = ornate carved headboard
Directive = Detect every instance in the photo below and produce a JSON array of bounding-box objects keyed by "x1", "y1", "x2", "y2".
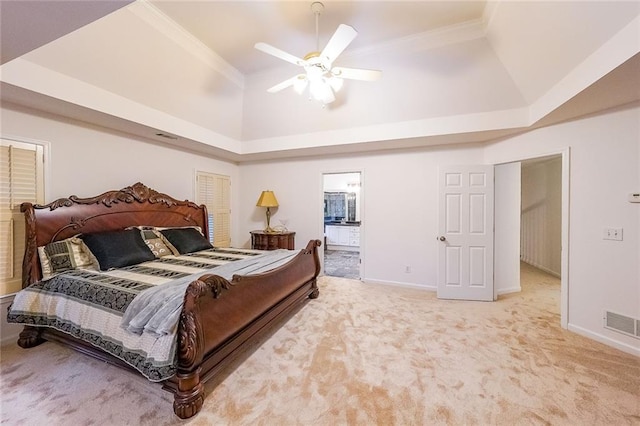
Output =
[{"x1": 20, "y1": 182, "x2": 208, "y2": 287}]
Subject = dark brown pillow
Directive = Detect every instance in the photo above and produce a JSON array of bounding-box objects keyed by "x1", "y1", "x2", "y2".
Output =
[{"x1": 159, "y1": 228, "x2": 212, "y2": 254}]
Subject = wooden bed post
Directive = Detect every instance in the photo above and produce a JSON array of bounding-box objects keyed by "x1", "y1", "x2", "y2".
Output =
[
  {"x1": 17, "y1": 326, "x2": 45, "y2": 348},
  {"x1": 306, "y1": 239, "x2": 322, "y2": 299},
  {"x1": 173, "y1": 279, "x2": 208, "y2": 418},
  {"x1": 173, "y1": 367, "x2": 204, "y2": 419}
]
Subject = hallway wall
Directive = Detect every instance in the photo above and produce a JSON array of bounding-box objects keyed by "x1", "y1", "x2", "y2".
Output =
[{"x1": 521, "y1": 156, "x2": 562, "y2": 276}]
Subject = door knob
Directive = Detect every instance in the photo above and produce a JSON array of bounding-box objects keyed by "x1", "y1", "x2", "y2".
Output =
[{"x1": 438, "y1": 236, "x2": 446, "y2": 242}]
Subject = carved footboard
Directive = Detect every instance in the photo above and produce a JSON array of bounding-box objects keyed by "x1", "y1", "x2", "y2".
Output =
[{"x1": 170, "y1": 239, "x2": 321, "y2": 419}]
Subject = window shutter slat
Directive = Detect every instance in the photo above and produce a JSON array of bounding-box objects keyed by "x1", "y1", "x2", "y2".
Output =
[
  {"x1": 1, "y1": 141, "x2": 44, "y2": 295},
  {"x1": 196, "y1": 172, "x2": 231, "y2": 247}
]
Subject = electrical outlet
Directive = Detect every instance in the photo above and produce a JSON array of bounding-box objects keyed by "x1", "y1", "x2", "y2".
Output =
[
  {"x1": 603, "y1": 228, "x2": 623, "y2": 241},
  {"x1": 404, "y1": 265, "x2": 411, "y2": 273}
]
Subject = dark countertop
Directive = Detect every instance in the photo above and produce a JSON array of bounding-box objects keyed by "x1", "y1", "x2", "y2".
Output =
[{"x1": 324, "y1": 221, "x2": 360, "y2": 227}]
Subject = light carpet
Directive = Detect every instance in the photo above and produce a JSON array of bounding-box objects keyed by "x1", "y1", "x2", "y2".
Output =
[{"x1": 1, "y1": 264, "x2": 638, "y2": 425}]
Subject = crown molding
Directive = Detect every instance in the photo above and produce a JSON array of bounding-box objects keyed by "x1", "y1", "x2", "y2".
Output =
[
  {"x1": 128, "y1": 0, "x2": 244, "y2": 89},
  {"x1": 343, "y1": 18, "x2": 487, "y2": 61},
  {"x1": 482, "y1": 0, "x2": 501, "y2": 30}
]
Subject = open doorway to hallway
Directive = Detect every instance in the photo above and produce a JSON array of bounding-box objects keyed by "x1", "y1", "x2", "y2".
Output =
[
  {"x1": 495, "y1": 151, "x2": 567, "y2": 325},
  {"x1": 520, "y1": 155, "x2": 563, "y2": 313},
  {"x1": 322, "y1": 171, "x2": 361, "y2": 279},
  {"x1": 520, "y1": 155, "x2": 563, "y2": 279}
]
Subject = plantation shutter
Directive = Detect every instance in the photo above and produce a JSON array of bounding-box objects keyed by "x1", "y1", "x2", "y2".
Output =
[
  {"x1": 196, "y1": 172, "x2": 231, "y2": 247},
  {"x1": 0, "y1": 140, "x2": 44, "y2": 295}
]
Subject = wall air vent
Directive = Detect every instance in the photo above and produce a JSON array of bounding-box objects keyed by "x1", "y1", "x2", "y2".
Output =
[
  {"x1": 604, "y1": 311, "x2": 639, "y2": 339},
  {"x1": 155, "y1": 133, "x2": 178, "y2": 140}
]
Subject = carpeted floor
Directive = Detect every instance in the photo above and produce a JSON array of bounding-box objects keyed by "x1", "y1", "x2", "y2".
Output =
[{"x1": 1, "y1": 264, "x2": 638, "y2": 425}]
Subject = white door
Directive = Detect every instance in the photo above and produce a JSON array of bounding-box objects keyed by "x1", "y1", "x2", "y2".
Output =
[{"x1": 437, "y1": 166, "x2": 494, "y2": 301}]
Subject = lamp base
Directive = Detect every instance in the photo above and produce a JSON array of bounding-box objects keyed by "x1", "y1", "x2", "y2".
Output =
[{"x1": 264, "y1": 207, "x2": 277, "y2": 233}]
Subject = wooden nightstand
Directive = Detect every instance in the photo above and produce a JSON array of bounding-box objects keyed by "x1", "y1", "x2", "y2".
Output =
[{"x1": 250, "y1": 230, "x2": 295, "y2": 250}]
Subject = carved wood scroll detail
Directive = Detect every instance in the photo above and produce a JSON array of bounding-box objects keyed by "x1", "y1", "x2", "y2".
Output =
[
  {"x1": 198, "y1": 274, "x2": 232, "y2": 299},
  {"x1": 20, "y1": 207, "x2": 39, "y2": 287},
  {"x1": 37, "y1": 182, "x2": 200, "y2": 210},
  {"x1": 305, "y1": 239, "x2": 323, "y2": 278},
  {"x1": 174, "y1": 274, "x2": 231, "y2": 419},
  {"x1": 177, "y1": 281, "x2": 207, "y2": 371},
  {"x1": 177, "y1": 275, "x2": 232, "y2": 370}
]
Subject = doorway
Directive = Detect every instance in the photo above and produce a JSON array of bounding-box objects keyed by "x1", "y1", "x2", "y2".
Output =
[
  {"x1": 494, "y1": 150, "x2": 568, "y2": 328},
  {"x1": 519, "y1": 155, "x2": 563, "y2": 318},
  {"x1": 520, "y1": 155, "x2": 562, "y2": 278},
  {"x1": 322, "y1": 171, "x2": 361, "y2": 279}
]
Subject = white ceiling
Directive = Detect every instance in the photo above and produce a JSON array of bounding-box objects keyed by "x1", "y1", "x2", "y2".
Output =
[
  {"x1": 1, "y1": 1, "x2": 639, "y2": 162},
  {"x1": 150, "y1": 1, "x2": 487, "y2": 75}
]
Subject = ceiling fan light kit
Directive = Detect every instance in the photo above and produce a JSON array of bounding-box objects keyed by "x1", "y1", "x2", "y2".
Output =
[{"x1": 255, "y1": 1, "x2": 382, "y2": 106}]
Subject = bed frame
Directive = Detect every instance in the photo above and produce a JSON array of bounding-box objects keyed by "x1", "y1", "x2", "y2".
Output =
[{"x1": 16, "y1": 182, "x2": 321, "y2": 419}]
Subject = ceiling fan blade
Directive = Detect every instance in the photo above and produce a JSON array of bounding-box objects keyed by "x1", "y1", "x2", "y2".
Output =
[
  {"x1": 332, "y1": 67, "x2": 382, "y2": 81},
  {"x1": 320, "y1": 24, "x2": 357, "y2": 64},
  {"x1": 255, "y1": 42, "x2": 304, "y2": 66},
  {"x1": 267, "y1": 75, "x2": 305, "y2": 93}
]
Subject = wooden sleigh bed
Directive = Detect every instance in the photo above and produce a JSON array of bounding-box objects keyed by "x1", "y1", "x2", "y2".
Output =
[{"x1": 9, "y1": 182, "x2": 321, "y2": 419}]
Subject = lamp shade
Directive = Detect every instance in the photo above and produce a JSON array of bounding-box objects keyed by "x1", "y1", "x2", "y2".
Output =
[{"x1": 256, "y1": 191, "x2": 279, "y2": 208}]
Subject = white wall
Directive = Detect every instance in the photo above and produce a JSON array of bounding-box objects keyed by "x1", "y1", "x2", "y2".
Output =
[
  {"x1": 1, "y1": 104, "x2": 239, "y2": 210},
  {"x1": 521, "y1": 157, "x2": 562, "y2": 276},
  {"x1": 1, "y1": 295, "x2": 23, "y2": 345},
  {"x1": 484, "y1": 105, "x2": 640, "y2": 355},
  {"x1": 239, "y1": 144, "x2": 484, "y2": 288},
  {"x1": 494, "y1": 162, "x2": 521, "y2": 296}
]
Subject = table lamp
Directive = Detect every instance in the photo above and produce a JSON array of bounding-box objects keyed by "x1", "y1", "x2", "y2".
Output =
[{"x1": 256, "y1": 190, "x2": 279, "y2": 233}]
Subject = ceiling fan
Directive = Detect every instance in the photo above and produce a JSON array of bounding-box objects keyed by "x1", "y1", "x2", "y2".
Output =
[{"x1": 254, "y1": 1, "x2": 382, "y2": 105}]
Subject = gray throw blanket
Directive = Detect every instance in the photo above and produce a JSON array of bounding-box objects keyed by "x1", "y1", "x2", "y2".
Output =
[{"x1": 121, "y1": 249, "x2": 298, "y2": 337}]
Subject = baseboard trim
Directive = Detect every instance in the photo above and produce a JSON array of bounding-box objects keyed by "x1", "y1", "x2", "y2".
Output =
[
  {"x1": 497, "y1": 286, "x2": 521, "y2": 296},
  {"x1": 568, "y1": 323, "x2": 640, "y2": 357},
  {"x1": 362, "y1": 278, "x2": 436, "y2": 292},
  {"x1": 521, "y1": 259, "x2": 561, "y2": 278},
  {"x1": 366, "y1": 280, "x2": 521, "y2": 297}
]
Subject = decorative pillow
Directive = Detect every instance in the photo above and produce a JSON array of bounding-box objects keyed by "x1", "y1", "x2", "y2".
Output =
[
  {"x1": 139, "y1": 228, "x2": 176, "y2": 257},
  {"x1": 159, "y1": 227, "x2": 212, "y2": 254},
  {"x1": 154, "y1": 225, "x2": 203, "y2": 234},
  {"x1": 37, "y1": 237, "x2": 97, "y2": 279},
  {"x1": 81, "y1": 229, "x2": 156, "y2": 270}
]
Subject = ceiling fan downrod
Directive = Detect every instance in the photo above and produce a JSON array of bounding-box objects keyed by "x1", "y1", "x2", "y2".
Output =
[{"x1": 311, "y1": 2, "x2": 324, "y2": 53}]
